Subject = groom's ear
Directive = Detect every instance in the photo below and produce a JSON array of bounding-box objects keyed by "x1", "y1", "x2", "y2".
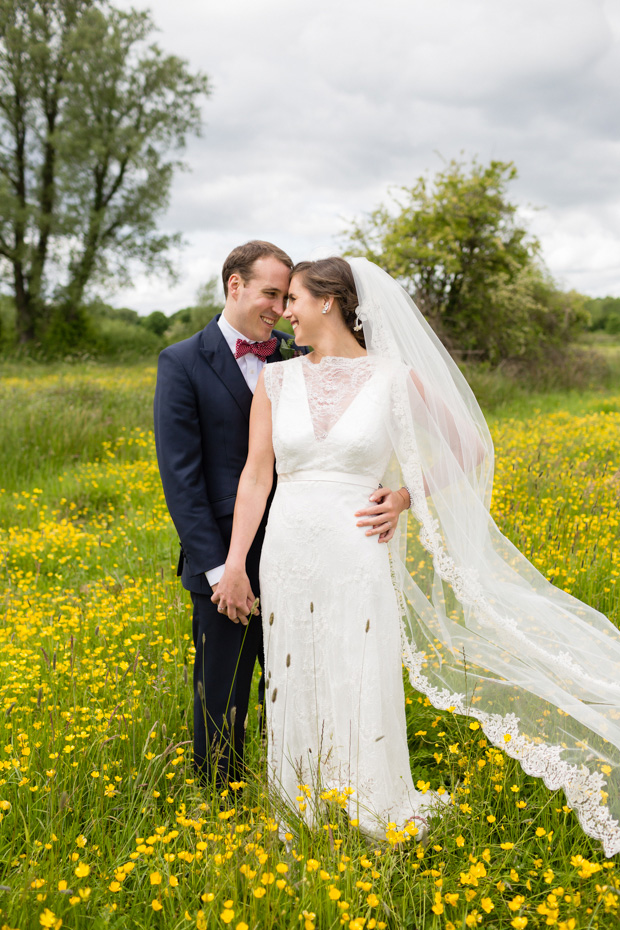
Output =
[{"x1": 228, "y1": 273, "x2": 242, "y2": 299}]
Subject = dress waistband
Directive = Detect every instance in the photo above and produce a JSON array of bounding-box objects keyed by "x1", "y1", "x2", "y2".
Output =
[{"x1": 278, "y1": 470, "x2": 380, "y2": 490}]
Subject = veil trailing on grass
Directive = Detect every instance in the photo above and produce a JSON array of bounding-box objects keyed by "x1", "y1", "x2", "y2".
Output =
[{"x1": 348, "y1": 256, "x2": 620, "y2": 857}]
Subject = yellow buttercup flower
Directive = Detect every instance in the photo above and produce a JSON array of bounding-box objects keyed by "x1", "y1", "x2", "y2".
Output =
[{"x1": 39, "y1": 911, "x2": 62, "y2": 930}]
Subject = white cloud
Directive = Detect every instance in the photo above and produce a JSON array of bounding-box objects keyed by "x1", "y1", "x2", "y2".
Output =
[{"x1": 111, "y1": 0, "x2": 620, "y2": 313}]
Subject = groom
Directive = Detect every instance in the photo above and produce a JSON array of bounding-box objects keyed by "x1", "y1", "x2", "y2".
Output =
[{"x1": 154, "y1": 240, "x2": 300, "y2": 786}]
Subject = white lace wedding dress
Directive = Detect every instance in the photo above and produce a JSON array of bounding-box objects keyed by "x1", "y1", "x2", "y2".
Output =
[{"x1": 260, "y1": 354, "x2": 437, "y2": 839}]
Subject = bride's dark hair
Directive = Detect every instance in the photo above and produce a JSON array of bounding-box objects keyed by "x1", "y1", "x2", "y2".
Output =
[{"x1": 291, "y1": 257, "x2": 365, "y2": 348}]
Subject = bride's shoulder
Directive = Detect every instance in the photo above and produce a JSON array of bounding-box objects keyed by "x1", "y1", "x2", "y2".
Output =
[
  {"x1": 382, "y1": 357, "x2": 411, "y2": 378},
  {"x1": 262, "y1": 356, "x2": 301, "y2": 400},
  {"x1": 265, "y1": 356, "x2": 303, "y2": 379},
  {"x1": 365, "y1": 355, "x2": 401, "y2": 378},
  {"x1": 264, "y1": 356, "x2": 302, "y2": 373},
  {"x1": 370, "y1": 357, "x2": 413, "y2": 393}
]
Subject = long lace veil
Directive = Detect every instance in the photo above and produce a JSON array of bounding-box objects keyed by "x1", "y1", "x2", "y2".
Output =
[{"x1": 347, "y1": 256, "x2": 620, "y2": 856}]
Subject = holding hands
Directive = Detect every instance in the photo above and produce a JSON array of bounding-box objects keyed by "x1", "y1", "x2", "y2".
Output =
[
  {"x1": 211, "y1": 569, "x2": 257, "y2": 625},
  {"x1": 212, "y1": 485, "x2": 409, "y2": 625}
]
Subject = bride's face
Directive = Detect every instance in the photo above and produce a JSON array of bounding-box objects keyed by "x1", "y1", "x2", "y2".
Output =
[{"x1": 283, "y1": 275, "x2": 325, "y2": 346}]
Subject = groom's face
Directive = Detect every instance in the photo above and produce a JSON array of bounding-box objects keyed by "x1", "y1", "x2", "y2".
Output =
[{"x1": 227, "y1": 256, "x2": 290, "y2": 342}]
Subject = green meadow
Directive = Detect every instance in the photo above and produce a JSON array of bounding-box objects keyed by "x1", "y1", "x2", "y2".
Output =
[{"x1": 0, "y1": 360, "x2": 619, "y2": 930}]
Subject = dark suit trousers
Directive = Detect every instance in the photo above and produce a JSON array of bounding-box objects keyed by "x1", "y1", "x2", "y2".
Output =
[{"x1": 192, "y1": 512, "x2": 265, "y2": 786}]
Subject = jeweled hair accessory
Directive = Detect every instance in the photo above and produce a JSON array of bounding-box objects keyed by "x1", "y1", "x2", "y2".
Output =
[{"x1": 353, "y1": 304, "x2": 375, "y2": 331}]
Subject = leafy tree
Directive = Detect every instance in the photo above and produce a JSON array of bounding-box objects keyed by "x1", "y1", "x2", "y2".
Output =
[
  {"x1": 142, "y1": 309, "x2": 168, "y2": 337},
  {"x1": 480, "y1": 266, "x2": 589, "y2": 364},
  {"x1": 585, "y1": 296, "x2": 620, "y2": 335},
  {"x1": 164, "y1": 276, "x2": 222, "y2": 344},
  {"x1": 0, "y1": 0, "x2": 209, "y2": 346},
  {"x1": 345, "y1": 158, "x2": 585, "y2": 362}
]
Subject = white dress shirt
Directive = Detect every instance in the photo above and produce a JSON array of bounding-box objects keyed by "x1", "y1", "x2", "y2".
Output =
[
  {"x1": 217, "y1": 313, "x2": 266, "y2": 393},
  {"x1": 206, "y1": 313, "x2": 268, "y2": 588}
]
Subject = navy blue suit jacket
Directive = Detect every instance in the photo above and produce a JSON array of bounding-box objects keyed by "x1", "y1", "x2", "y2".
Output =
[{"x1": 154, "y1": 316, "x2": 302, "y2": 594}]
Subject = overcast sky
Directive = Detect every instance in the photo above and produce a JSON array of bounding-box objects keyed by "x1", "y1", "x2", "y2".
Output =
[{"x1": 114, "y1": 0, "x2": 620, "y2": 314}]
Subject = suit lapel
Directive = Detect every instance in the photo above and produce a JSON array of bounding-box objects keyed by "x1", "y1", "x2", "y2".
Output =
[
  {"x1": 200, "y1": 317, "x2": 253, "y2": 420},
  {"x1": 200, "y1": 319, "x2": 294, "y2": 418},
  {"x1": 266, "y1": 338, "x2": 285, "y2": 365},
  {"x1": 267, "y1": 330, "x2": 307, "y2": 363}
]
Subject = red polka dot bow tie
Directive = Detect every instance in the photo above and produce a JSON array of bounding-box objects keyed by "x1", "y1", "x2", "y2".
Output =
[{"x1": 234, "y1": 337, "x2": 277, "y2": 361}]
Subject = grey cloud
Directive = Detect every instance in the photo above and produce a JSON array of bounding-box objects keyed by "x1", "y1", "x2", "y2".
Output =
[{"x1": 111, "y1": 0, "x2": 620, "y2": 312}]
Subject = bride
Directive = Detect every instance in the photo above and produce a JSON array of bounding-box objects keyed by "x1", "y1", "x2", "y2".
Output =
[{"x1": 213, "y1": 256, "x2": 620, "y2": 855}]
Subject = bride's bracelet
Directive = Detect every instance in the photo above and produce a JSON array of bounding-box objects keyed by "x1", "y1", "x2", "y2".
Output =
[{"x1": 398, "y1": 486, "x2": 413, "y2": 510}]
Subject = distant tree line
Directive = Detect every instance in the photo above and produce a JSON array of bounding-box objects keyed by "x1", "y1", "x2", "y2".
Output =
[{"x1": 0, "y1": 275, "x2": 225, "y2": 357}]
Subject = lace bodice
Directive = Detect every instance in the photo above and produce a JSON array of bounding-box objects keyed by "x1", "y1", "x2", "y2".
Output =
[{"x1": 263, "y1": 355, "x2": 394, "y2": 481}]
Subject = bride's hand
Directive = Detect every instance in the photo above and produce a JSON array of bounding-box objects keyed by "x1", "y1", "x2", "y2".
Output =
[
  {"x1": 211, "y1": 568, "x2": 257, "y2": 625},
  {"x1": 355, "y1": 486, "x2": 410, "y2": 543}
]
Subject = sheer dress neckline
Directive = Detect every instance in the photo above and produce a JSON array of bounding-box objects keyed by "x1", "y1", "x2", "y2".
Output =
[
  {"x1": 302, "y1": 354, "x2": 369, "y2": 366},
  {"x1": 299, "y1": 352, "x2": 378, "y2": 441}
]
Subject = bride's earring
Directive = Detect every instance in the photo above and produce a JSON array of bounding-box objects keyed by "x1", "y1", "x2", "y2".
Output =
[{"x1": 322, "y1": 301, "x2": 330, "y2": 315}]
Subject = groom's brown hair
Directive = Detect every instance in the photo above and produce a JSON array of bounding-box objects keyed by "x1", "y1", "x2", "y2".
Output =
[{"x1": 222, "y1": 241, "x2": 293, "y2": 297}]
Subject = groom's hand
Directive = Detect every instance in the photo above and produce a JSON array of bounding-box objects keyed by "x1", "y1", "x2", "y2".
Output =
[
  {"x1": 211, "y1": 571, "x2": 257, "y2": 625},
  {"x1": 355, "y1": 486, "x2": 410, "y2": 543}
]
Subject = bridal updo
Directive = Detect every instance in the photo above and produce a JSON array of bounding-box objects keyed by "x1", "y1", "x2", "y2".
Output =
[{"x1": 291, "y1": 257, "x2": 365, "y2": 348}]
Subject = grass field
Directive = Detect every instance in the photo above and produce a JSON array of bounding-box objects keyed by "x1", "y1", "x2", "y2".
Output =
[{"x1": 1, "y1": 361, "x2": 619, "y2": 930}]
